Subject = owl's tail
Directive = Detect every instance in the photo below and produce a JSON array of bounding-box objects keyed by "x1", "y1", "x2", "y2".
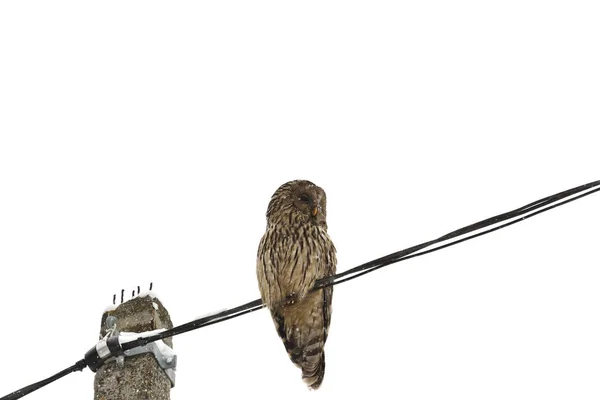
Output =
[
  {"x1": 272, "y1": 310, "x2": 327, "y2": 390},
  {"x1": 300, "y1": 345, "x2": 326, "y2": 390}
]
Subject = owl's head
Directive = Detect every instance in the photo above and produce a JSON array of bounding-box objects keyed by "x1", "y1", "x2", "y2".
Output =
[{"x1": 266, "y1": 180, "x2": 328, "y2": 228}]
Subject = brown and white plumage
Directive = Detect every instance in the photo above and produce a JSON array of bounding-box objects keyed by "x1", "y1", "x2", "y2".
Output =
[{"x1": 257, "y1": 180, "x2": 337, "y2": 389}]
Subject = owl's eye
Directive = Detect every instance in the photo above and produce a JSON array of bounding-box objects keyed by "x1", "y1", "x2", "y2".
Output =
[{"x1": 299, "y1": 194, "x2": 310, "y2": 203}]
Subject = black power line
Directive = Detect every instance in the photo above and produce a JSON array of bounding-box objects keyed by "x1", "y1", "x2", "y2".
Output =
[
  {"x1": 316, "y1": 178, "x2": 600, "y2": 287},
  {"x1": 1, "y1": 360, "x2": 87, "y2": 400},
  {"x1": 123, "y1": 179, "x2": 600, "y2": 349},
  {"x1": 2, "y1": 179, "x2": 599, "y2": 400}
]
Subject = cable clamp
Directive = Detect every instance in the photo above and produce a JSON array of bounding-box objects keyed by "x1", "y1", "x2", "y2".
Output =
[
  {"x1": 84, "y1": 316, "x2": 177, "y2": 387},
  {"x1": 118, "y1": 331, "x2": 177, "y2": 387}
]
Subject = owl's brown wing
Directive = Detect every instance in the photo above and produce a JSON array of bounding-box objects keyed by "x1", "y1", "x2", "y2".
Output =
[{"x1": 322, "y1": 238, "x2": 337, "y2": 343}]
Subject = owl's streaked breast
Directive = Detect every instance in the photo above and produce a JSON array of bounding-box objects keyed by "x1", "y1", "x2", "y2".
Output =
[{"x1": 257, "y1": 223, "x2": 332, "y2": 309}]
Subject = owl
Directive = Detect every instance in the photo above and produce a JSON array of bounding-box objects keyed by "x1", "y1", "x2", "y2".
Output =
[{"x1": 257, "y1": 180, "x2": 337, "y2": 389}]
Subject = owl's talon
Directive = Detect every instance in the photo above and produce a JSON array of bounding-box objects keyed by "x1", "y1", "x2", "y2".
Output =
[{"x1": 284, "y1": 292, "x2": 298, "y2": 306}]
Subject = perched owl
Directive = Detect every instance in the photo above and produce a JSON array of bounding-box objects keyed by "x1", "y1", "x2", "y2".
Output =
[{"x1": 257, "y1": 180, "x2": 337, "y2": 389}]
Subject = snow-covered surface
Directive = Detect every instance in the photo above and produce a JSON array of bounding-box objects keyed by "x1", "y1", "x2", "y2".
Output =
[
  {"x1": 192, "y1": 309, "x2": 229, "y2": 320},
  {"x1": 119, "y1": 330, "x2": 176, "y2": 363},
  {"x1": 118, "y1": 329, "x2": 168, "y2": 345},
  {"x1": 1, "y1": 2, "x2": 599, "y2": 400}
]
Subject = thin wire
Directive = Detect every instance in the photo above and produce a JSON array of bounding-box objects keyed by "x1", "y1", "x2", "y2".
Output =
[
  {"x1": 317, "y1": 179, "x2": 600, "y2": 287},
  {"x1": 2, "y1": 179, "x2": 599, "y2": 399},
  {"x1": 122, "y1": 299, "x2": 265, "y2": 350},
  {"x1": 330, "y1": 186, "x2": 600, "y2": 286}
]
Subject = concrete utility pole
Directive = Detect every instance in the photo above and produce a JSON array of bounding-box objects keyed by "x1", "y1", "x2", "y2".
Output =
[{"x1": 94, "y1": 295, "x2": 175, "y2": 400}]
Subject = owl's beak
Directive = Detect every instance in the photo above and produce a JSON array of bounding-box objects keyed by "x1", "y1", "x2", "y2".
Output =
[{"x1": 312, "y1": 206, "x2": 319, "y2": 216}]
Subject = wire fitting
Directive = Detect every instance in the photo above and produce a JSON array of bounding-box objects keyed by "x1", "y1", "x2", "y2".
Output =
[
  {"x1": 83, "y1": 316, "x2": 177, "y2": 387},
  {"x1": 118, "y1": 334, "x2": 177, "y2": 387},
  {"x1": 84, "y1": 316, "x2": 122, "y2": 372}
]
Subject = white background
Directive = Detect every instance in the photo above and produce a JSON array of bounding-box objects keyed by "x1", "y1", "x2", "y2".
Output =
[{"x1": 1, "y1": 1, "x2": 599, "y2": 399}]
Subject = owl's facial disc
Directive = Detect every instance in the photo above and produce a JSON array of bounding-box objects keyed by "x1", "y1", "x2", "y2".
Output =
[
  {"x1": 266, "y1": 180, "x2": 328, "y2": 227},
  {"x1": 292, "y1": 186, "x2": 326, "y2": 226}
]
